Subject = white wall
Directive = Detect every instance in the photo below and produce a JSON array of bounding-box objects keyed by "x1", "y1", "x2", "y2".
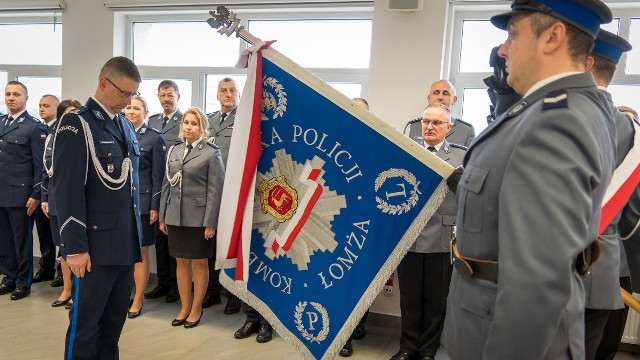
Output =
[{"x1": 368, "y1": 0, "x2": 449, "y2": 132}]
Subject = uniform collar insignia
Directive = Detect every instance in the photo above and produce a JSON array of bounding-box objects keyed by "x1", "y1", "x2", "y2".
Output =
[
  {"x1": 17, "y1": 118, "x2": 24, "y2": 123},
  {"x1": 93, "y1": 110, "x2": 105, "y2": 120},
  {"x1": 507, "y1": 101, "x2": 528, "y2": 117},
  {"x1": 140, "y1": 127, "x2": 147, "y2": 134},
  {"x1": 198, "y1": 143, "x2": 203, "y2": 150}
]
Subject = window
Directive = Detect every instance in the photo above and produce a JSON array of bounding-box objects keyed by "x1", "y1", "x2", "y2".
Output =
[
  {"x1": 17, "y1": 76, "x2": 62, "y2": 117},
  {"x1": 448, "y1": 5, "x2": 640, "y2": 135},
  {"x1": 248, "y1": 20, "x2": 372, "y2": 68},
  {"x1": 133, "y1": 22, "x2": 241, "y2": 67},
  {"x1": 0, "y1": 23, "x2": 62, "y2": 65},
  {"x1": 127, "y1": 10, "x2": 373, "y2": 113},
  {"x1": 137, "y1": 78, "x2": 193, "y2": 116}
]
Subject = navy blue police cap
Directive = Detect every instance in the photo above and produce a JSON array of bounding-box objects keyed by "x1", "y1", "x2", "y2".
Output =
[
  {"x1": 491, "y1": 0, "x2": 612, "y2": 39},
  {"x1": 592, "y1": 29, "x2": 632, "y2": 63}
]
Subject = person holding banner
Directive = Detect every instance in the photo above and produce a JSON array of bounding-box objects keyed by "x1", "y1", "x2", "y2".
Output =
[
  {"x1": 443, "y1": 1, "x2": 617, "y2": 359},
  {"x1": 159, "y1": 107, "x2": 224, "y2": 329},
  {"x1": 582, "y1": 29, "x2": 636, "y2": 360},
  {"x1": 391, "y1": 103, "x2": 466, "y2": 360}
]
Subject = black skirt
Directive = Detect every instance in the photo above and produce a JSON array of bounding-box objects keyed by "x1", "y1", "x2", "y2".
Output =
[
  {"x1": 140, "y1": 214, "x2": 156, "y2": 247},
  {"x1": 167, "y1": 225, "x2": 214, "y2": 259}
]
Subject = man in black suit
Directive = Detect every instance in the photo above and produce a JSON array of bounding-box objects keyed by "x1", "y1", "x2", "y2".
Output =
[
  {"x1": 52, "y1": 56, "x2": 143, "y2": 359},
  {"x1": 145, "y1": 80, "x2": 182, "y2": 303},
  {"x1": 0, "y1": 81, "x2": 47, "y2": 300}
]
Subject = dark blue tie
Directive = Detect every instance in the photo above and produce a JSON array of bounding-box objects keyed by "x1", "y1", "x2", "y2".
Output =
[
  {"x1": 162, "y1": 116, "x2": 169, "y2": 130},
  {"x1": 427, "y1": 146, "x2": 436, "y2": 153}
]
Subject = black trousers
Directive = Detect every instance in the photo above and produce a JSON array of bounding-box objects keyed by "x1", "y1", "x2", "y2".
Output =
[
  {"x1": 243, "y1": 303, "x2": 270, "y2": 326},
  {"x1": 397, "y1": 252, "x2": 452, "y2": 357},
  {"x1": 594, "y1": 276, "x2": 632, "y2": 360},
  {"x1": 32, "y1": 206, "x2": 55, "y2": 273},
  {"x1": 0, "y1": 207, "x2": 32, "y2": 288},
  {"x1": 154, "y1": 223, "x2": 176, "y2": 289},
  {"x1": 65, "y1": 265, "x2": 134, "y2": 360}
]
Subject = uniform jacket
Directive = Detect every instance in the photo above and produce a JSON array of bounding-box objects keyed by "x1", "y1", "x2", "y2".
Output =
[
  {"x1": 0, "y1": 110, "x2": 46, "y2": 207},
  {"x1": 149, "y1": 110, "x2": 182, "y2": 148},
  {"x1": 206, "y1": 107, "x2": 236, "y2": 167},
  {"x1": 159, "y1": 138, "x2": 224, "y2": 229},
  {"x1": 42, "y1": 119, "x2": 58, "y2": 215},
  {"x1": 583, "y1": 89, "x2": 635, "y2": 310},
  {"x1": 620, "y1": 184, "x2": 640, "y2": 292},
  {"x1": 407, "y1": 117, "x2": 475, "y2": 147},
  {"x1": 443, "y1": 73, "x2": 616, "y2": 360},
  {"x1": 135, "y1": 124, "x2": 166, "y2": 214},
  {"x1": 409, "y1": 141, "x2": 465, "y2": 253},
  {"x1": 51, "y1": 97, "x2": 142, "y2": 266}
]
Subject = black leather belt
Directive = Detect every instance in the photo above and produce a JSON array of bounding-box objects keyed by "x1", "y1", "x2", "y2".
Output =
[{"x1": 451, "y1": 238, "x2": 499, "y2": 282}]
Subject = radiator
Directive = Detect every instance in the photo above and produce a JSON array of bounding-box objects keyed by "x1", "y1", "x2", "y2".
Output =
[{"x1": 622, "y1": 293, "x2": 640, "y2": 344}]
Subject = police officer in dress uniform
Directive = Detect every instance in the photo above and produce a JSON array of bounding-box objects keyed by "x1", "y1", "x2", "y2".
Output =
[
  {"x1": 442, "y1": 1, "x2": 616, "y2": 359},
  {"x1": 204, "y1": 77, "x2": 243, "y2": 314},
  {"x1": 126, "y1": 95, "x2": 167, "y2": 318},
  {"x1": 585, "y1": 31, "x2": 639, "y2": 360},
  {"x1": 52, "y1": 57, "x2": 143, "y2": 359},
  {"x1": 391, "y1": 104, "x2": 466, "y2": 360},
  {"x1": 405, "y1": 80, "x2": 475, "y2": 147},
  {"x1": 31, "y1": 95, "x2": 59, "y2": 284},
  {"x1": 145, "y1": 80, "x2": 182, "y2": 303},
  {"x1": 0, "y1": 81, "x2": 47, "y2": 300}
]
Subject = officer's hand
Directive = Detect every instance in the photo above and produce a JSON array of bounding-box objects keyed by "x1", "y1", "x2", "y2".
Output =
[
  {"x1": 41, "y1": 203, "x2": 49, "y2": 218},
  {"x1": 149, "y1": 210, "x2": 158, "y2": 224},
  {"x1": 159, "y1": 221, "x2": 168, "y2": 235},
  {"x1": 447, "y1": 166, "x2": 464, "y2": 194},
  {"x1": 205, "y1": 227, "x2": 216, "y2": 241},
  {"x1": 67, "y1": 253, "x2": 91, "y2": 278},
  {"x1": 26, "y1": 197, "x2": 40, "y2": 216}
]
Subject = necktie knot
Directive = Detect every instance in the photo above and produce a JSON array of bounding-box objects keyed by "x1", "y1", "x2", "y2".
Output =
[
  {"x1": 5, "y1": 116, "x2": 14, "y2": 127},
  {"x1": 220, "y1": 112, "x2": 227, "y2": 124},
  {"x1": 427, "y1": 146, "x2": 436, "y2": 153},
  {"x1": 184, "y1": 143, "x2": 193, "y2": 160},
  {"x1": 162, "y1": 116, "x2": 169, "y2": 129}
]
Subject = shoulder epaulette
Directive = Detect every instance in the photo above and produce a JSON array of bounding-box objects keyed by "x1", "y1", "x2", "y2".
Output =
[
  {"x1": 454, "y1": 118, "x2": 474, "y2": 128},
  {"x1": 149, "y1": 113, "x2": 162, "y2": 119},
  {"x1": 71, "y1": 106, "x2": 90, "y2": 115},
  {"x1": 542, "y1": 90, "x2": 568, "y2": 111},
  {"x1": 450, "y1": 143, "x2": 468, "y2": 151},
  {"x1": 207, "y1": 142, "x2": 220, "y2": 150},
  {"x1": 147, "y1": 126, "x2": 162, "y2": 134},
  {"x1": 206, "y1": 111, "x2": 220, "y2": 118}
]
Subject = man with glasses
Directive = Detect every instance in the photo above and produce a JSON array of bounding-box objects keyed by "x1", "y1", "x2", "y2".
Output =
[
  {"x1": 52, "y1": 56, "x2": 143, "y2": 359},
  {"x1": 405, "y1": 80, "x2": 475, "y2": 147},
  {"x1": 0, "y1": 81, "x2": 47, "y2": 300},
  {"x1": 146, "y1": 80, "x2": 182, "y2": 303},
  {"x1": 390, "y1": 103, "x2": 466, "y2": 360}
]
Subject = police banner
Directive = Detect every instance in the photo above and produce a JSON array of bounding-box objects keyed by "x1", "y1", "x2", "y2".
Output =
[{"x1": 215, "y1": 37, "x2": 455, "y2": 360}]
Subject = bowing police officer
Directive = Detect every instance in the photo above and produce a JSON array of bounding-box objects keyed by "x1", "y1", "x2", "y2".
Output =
[
  {"x1": 51, "y1": 56, "x2": 143, "y2": 360},
  {"x1": 442, "y1": 1, "x2": 616, "y2": 359},
  {"x1": 584, "y1": 29, "x2": 636, "y2": 360},
  {"x1": 0, "y1": 81, "x2": 47, "y2": 300},
  {"x1": 146, "y1": 79, "x2": 182, "y2": 303}
]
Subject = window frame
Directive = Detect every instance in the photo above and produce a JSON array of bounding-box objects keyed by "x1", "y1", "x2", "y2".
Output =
[{"x1": 123, "y1": 7, "x2": 373, "y2": 111}]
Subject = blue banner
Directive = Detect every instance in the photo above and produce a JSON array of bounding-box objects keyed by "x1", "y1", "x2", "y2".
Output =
[{"x1": 221, "y1": 54, "x2": 450, "y2": 360}]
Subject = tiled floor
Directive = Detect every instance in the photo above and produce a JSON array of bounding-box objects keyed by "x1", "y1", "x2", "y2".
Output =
[{"x1": 1, "y1": 276, "x2": 640, "y2": 359}]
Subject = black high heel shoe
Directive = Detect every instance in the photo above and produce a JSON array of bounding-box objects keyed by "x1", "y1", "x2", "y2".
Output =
[
  {"x1": 52, "y1": 296, "x2": 72, "y2": 307},
  {"x1": 183, "y1": 310, "x2": 203, "y2": 329},
  {"x1": 172, "y1": 317, "x2": 187, "y2": 326},
  {"x1": 128, "y1": 303, "x2": 143, "y2": 319}
]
